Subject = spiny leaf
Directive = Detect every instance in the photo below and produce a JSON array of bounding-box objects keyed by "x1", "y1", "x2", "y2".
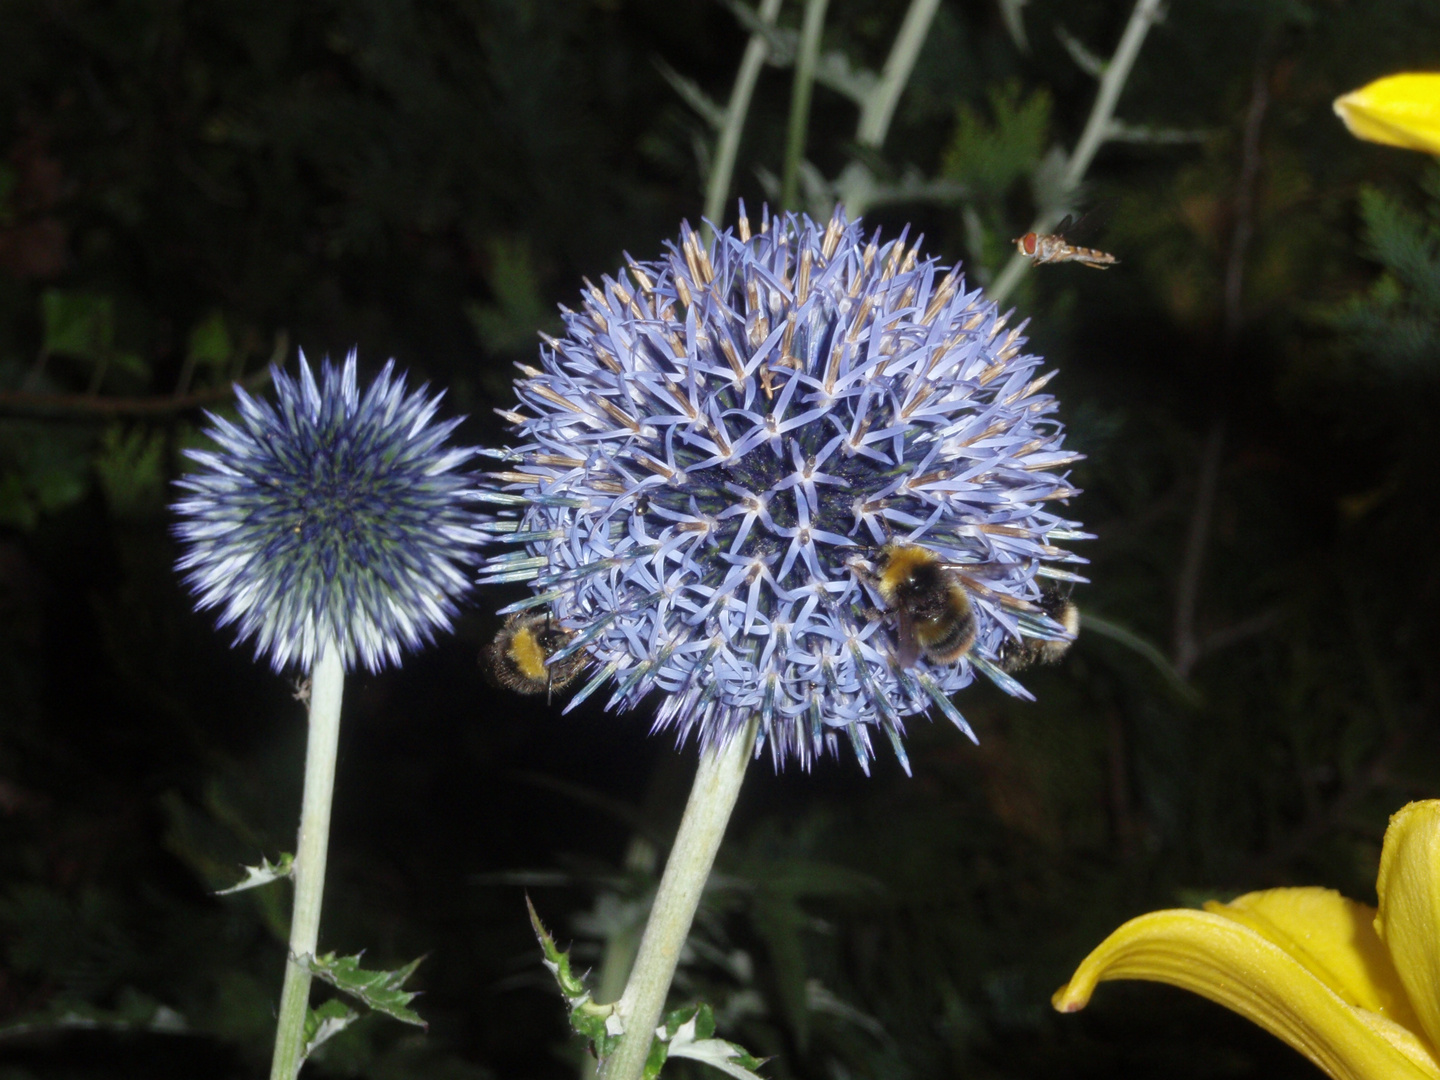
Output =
[
  {"x1": 527, "y1": 895, "x2": 622, "y2": 1058},
  {"x1": 301, "y1": 952, "x2": 427, "y2": 1029},
  {"x1": 301, "y1": 999, "x2": 359, "y2": 1061},
  {"x1": 215, "y1": 853, "x2": 293, "y2": 895},
  {"x1": 650, "y1": 1003, "x2": 767, "y2": 1080}
]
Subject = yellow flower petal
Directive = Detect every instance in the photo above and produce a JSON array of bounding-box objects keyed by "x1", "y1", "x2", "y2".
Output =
[
  {"x1": 1053, "y1": 907, "x2": 1440, "y2": 1080},
  {"x1": 1206, "y1": 888, "x2": 1418, "y2": 1031},
  {"x1": 1334, "y1": 74, "x2": 1440, "y2": 154},
  {"x1": 1377, "y1": 801, "x2": 1440, "y2": 1051}
]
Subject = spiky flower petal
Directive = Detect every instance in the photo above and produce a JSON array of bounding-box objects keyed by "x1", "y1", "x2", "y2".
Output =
[
  {"x1": 481, "y1": 208, "x2": 1086, "y2": 771},
  {"x1": 173, "y1": 351, "x2": 484, "y2": 672}
]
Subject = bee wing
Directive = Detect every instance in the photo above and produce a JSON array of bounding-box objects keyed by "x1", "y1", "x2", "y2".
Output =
[
  {"x1": 1053, "y1": 213, "x2": 1078, "y2": 237},
  {"x1": 893, "y1": 609, "x2": 922, "y2": 668},
  {"x1": 935, "y1": 561, "x2": 1047, "y2": 613}
]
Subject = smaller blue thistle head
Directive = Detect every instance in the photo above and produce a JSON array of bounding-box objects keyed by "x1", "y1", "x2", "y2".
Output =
[
  {"x1": 480, "y1": 207, "x2": 1087, "y2": 772},
  {"x1": 173, "y1": 351, "x2": 485, "y2": 673}
]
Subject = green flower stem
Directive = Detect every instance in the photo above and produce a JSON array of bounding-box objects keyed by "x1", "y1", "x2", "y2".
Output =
[
  {"x1": 854, "y1": 0, "x2": 942, "y2": 148},
  {"x1": 703, "y1": 0, "x2": 785, "y2": 235},
  {"x1": 989, "y1": 0, "x2": 1165, "y2": 307},
  {"x1": 780, "y1": 0, "x2": 831, "y2": 211},
  {"x1": 269, "y1": 638, "x2": 345, "y2": 1080},
  {"x1": 600, "y1": 719, "x2": 758, "y2": 1080}
]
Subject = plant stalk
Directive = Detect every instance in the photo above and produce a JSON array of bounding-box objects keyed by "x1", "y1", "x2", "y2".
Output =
[
  {"x1": 704, "y1": 0, "x2": 785, "y2": 236},
  {"x1": 780, "y1": 0, "x2": 830, "y2": 210},
  {"x1": 599, "y1": 720, "x2": 758, "y2": 1080},
  {"x1": 268, "y1": 638, "x2": 345, "y2": 1080},
  {"x1": 855, "y1": 0, "x2": 942, "y2": 148}
]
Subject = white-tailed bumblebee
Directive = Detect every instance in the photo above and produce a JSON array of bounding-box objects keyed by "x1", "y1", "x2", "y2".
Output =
[
  {"x1": 484, "y1": 611, "x2": 586, "y2": 700},
  {"x1": 996, "y1": 590, "x2": 1079, "y2": 673},
  {"x1": 867, "y1": 542, "x2": 979, "y2": 668}
]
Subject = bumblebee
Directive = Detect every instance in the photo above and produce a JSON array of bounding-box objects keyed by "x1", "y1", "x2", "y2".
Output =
[
  {"x1": 996, "y1": 590, "x2": 1079, "y2": 673},
  {"x1": 868, "y1": 542, "x2": 978, "y2": 668},
  {"x1": 484, "y1": 611, "x2": 586, "y2": 700}
]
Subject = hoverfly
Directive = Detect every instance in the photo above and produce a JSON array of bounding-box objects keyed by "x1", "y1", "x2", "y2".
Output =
[{"x1": 1014, "y1": 208, "x2": 1118, "y2": 269}]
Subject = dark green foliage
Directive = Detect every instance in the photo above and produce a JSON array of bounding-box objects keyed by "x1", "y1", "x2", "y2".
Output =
[
  {"x1": 3, "y1": 1, "x2": 1440, "y2": 1078},
  {"x1": 1331, "y1": 168, "x2": 1440, "y2": 375}
]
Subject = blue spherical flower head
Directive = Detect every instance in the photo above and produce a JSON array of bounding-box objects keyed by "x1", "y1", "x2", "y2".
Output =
[
  {"x1": 173, "y1": 351, "x2": 485, "y2": 673},
  {"x1": 482, "y1": 207, "x2": 1086, "y2": 772}
]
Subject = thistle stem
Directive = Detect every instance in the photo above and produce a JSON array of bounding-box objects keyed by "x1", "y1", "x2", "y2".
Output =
[
  {"x1": 703, "y1": 0, "x2": 784, "y2": 236},
  {"x1": 780, "y1": 0, "x2": 830, "y2": 211},
  {"x1": 269, "y1": 638, "x2": 345, "y2": 1080},
  {"x1": 854, "y1": 0, "x2": 942, "y2": 149},
  {"x1": 599, "y1": 720, "x2": 758, "y2": 1080}
]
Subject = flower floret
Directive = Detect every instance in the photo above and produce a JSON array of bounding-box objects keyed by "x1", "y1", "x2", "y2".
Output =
[
  {"x1": 173, "y1": 351, "x2": 485, "y2": 673},
  {"x1": 481, "y1": 207, "x2": 1085, "y2": 770}
]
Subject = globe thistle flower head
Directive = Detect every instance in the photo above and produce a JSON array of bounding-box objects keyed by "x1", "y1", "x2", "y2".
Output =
[
  {"x1": 481, "y1": 206, "x2": 1086, "y2": 772},
  {"x1": 173, "y1": 351, "x2": 485, "y2": 673}
]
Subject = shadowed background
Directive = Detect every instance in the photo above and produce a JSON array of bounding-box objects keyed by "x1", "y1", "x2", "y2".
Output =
[{"x1": 2, "y1": 1, "x2": 1440, "y2": 1077}]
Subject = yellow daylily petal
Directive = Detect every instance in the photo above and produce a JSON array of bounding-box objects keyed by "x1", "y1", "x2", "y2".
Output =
[
  {"x1": 1334, "y1": 74, "x2": 1440, "y2": 154},
  {"x1": 1207, "y1": 888, "x2": 1419, "y2": 1031},
  {"x1": 1377, "y1": 801, "x2": 1440, "y2": 1051},
  {"x1": 1053, "y1": 907, "x2": 1440, "y2": 1080}
]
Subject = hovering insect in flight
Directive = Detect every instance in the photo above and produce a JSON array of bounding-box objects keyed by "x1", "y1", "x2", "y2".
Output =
[
  {"x1": 1014, "y1": 210, "x2": 1118, "y2": 269},
  {"x1": 484, "y1": 610, "x2": 586, "y2": 701}
]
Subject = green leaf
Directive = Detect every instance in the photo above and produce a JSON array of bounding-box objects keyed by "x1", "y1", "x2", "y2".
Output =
[
  {"x1": 467, "y1": 236, "x2": 560, "y2": 358},
  {"x1": 301, "y1": 951, "x2": 428, "y2": 1029},
  {"x1": 940, "y1": 81, "x2": 1051, "y2": 201},
  {"x1": 41, "y1": 290, "x2": 114, "y2": 363},
  {"x1": 652, "y1": 1003, "x2": 768, "y2": 1080},
  {"x1": 214, "y1": 852, "x2": 294, "y2": 895},
  {"x1": 1329, "y1": 174, "x2": 1440, "y2": 378},
  {"x1": 0, "y1": 420, "x2": 93, "y2": 529},
  {"x1": 93, "y1": 424, "x2": 166, "y2": 518},
  {"x1": 187, "y1": 310, "x2": 233, "y2": 370},
  {"x1": 527, "y1": 895, "x2": 622, "y2": 1058},
  {"x1": 0, "y1": 988, "x2": 188, "y2": 1039},
  {"x1": 302, "y1": 998, "x2": 360, "y2": 1061}
]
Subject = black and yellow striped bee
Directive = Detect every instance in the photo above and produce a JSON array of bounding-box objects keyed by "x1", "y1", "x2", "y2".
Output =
[
  {"x1": 870, "y1": 542, "x2": 978, "y2": 667},
  {"x1": 484, "y1": 611, "x2": 586, "y2": 700},
  {"x1": 996, "y1": 589, "x2": 1079, "y2": 673},
  {"x1": 858, "y1": 542, "x2": 1079, "y2": 672}
]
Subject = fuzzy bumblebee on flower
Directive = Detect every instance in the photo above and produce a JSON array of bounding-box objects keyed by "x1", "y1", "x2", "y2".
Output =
[{"x1": 477, "y1": 205, "x2": 1087, "y2": 1079}]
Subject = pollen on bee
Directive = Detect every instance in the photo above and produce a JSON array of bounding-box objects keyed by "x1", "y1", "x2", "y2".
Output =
[{"x1": 509, "y1": 627, "x2": 551, "y2": 680}]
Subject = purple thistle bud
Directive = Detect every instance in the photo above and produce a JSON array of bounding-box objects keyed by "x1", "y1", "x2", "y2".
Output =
[
  {"x1": 481, "y1": 207, "x2": 1087, "y2": 771},
  {"x1": 173, "y1": 351, "x2": 486, "y2": 673}
]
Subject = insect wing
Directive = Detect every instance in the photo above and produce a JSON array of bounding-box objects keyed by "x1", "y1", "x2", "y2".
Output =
[
  {"x1": 1054, "y1": 201, "x2": 1114, "y2": 243},
  {"x1": 893, "y1": 609, "x2": 922, "y2": 668}
]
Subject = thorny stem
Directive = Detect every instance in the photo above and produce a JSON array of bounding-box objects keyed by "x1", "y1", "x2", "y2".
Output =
[
  {"x1": 1172, "y1": 67, "x2": 1269, "y2": 678},
  {"x1": 599, "y1": 720, "x2": 758, "y2": 1080},
  {"x1": 269, "y1": 639, "x2": 344, "y2": 1080},
  {"x1": 780, "y1": 0, "x2": 830, "y2": 210},
  {"x1": 855, "y1": 0, "x2": 943, "y2": 148},
  {"x1": 703, "y1": 0, "x2": 784, "y2": 237},
  {"x1": 989, "y1": 0, "x2": 1166, "y2": 307}
]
